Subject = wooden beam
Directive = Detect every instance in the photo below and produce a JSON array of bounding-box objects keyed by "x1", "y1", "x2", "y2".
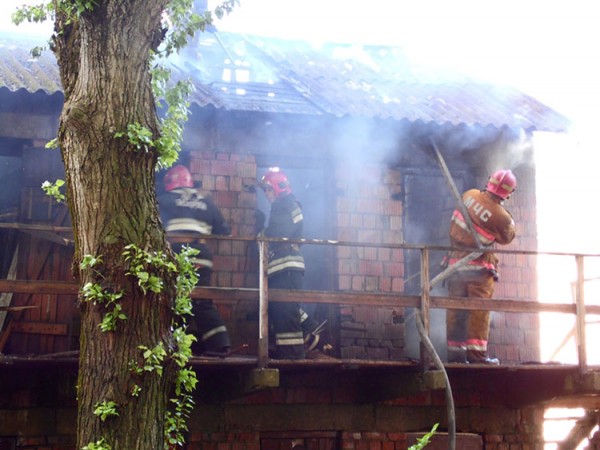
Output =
[
  {"x1": 0, "y1": 280, "x2": 598, "y2": 315},
  {"x1": 0, "y1": 280, "x2": 79, "y2": 295},
  {"x1": 10, "y1": 322, "x2": 68, "y2": 335},
  {"x1": 0, "y1": 306, "x2": 39, "y2": 312},
  {"x1": 22, "y1": 230, "x2": 74, "y2": 246},
  {"x1": 0, "y1": 223, "x2": 73, "y2": 233},
  {"x1": 575, "y1": 255, "x2": 587, "y2": 372},
  {"x1": 557, "y1": 409, "x2": 600, "y2": 450}
]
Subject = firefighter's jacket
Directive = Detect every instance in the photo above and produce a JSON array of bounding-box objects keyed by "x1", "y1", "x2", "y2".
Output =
[
  {"x1": 158, "y1": 188, "x2": 231, "y2": 268},
  {"x1": 448, "y1": 188, "x2": 515, "y2": 275},
  {"x1": 264, "y1": 193, "x2": 305, "y2": 276}
]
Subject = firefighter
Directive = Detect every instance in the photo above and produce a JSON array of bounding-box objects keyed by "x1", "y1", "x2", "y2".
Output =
[
  {"x1": 445, "y1": 169, "x2": 517, "y2": 364},
  {"x1": 258, "y1": 167, "x2": 325, "y2": 359},
  {"x1": 158, "y1": 165, "x2": 232, "y2": 356}
]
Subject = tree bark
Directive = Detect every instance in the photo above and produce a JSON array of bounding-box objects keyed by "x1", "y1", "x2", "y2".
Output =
[{"x1": 51, "y1": 1, "x2": 175, "y2": 448}]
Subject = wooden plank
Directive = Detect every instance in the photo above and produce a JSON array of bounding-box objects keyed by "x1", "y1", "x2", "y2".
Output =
[
  {"x1": 11, "y1": 321, "x2": 68, "y2": 335},
  {"x1": 0, "y1": 279, "x2": 596, "y2": 315},
  {"x1": 22, "y1": 229, "x2": 73, "y2": 246},
  {"x1": 575, "y1": 255, "x2": 587, "y2": 372},
  {"x1": 0, "y1": 208, "x2": 70, "y2": 353},
  {"x1": 0, "y1": 280, "x2": 78, "y2": 295},
  {"x1": 0, "y1": 222, "x2": 73, "y2": 233},
  {"x1": 258, "y1": 240, "x2": 269, "y2": 369},
  {"x1": 420, "y1": 248, "x2": 431, "y2": 370},
  {"x1": 0, "y1": 244, "x2": 18, "y2": 330},
  {"x1": 0, "y1": 306, "x2": 39, "y2": 312}
]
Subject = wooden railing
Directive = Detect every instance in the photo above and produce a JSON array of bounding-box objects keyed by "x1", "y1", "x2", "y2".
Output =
[{"x1": 1, "y1": 233, "x2": 600, "y2": 372}]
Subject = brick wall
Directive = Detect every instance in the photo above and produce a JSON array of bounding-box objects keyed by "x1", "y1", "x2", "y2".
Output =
[
  {"x1": 334, "y1": 163, "x2": 406, "y2": 360},
  {"x1": 187, "y1": 149, "x2": 541, "y2": 364},
  {"x1": 189, "y1": 150, "x2": 258, "y2": 290},
  {"x1": 488, "y1": 166, "x2": 539, "y2": 364}
]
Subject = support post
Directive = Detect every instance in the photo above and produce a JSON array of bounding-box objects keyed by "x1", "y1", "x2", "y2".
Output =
[
  {"x1": 575, "y1": 254, "x2": 587, "y2": 373},
  {"x1": 420, "y1": 248, "x2": 431, "y2": 370},
  {"x1": 258, "y1": 240, "x2": 269, "y2": 368}
]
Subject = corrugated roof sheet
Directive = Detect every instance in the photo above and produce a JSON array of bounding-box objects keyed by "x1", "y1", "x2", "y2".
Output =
[{"x1": 0, "y1": 31, "x2": 570, "y2": 132}]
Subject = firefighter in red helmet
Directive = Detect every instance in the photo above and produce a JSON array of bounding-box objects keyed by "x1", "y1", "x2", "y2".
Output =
[
  {"x1": 445, "y1": 169, "x2": 516, "y2": 364},
  {"x1": 258, "y1": 167, "x2": 327, "y2": 359},
  {"x1": 158, "y1": 164, "x2": 231, "y2": 356}
]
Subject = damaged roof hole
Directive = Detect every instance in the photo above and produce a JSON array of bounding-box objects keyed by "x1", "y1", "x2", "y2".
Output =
[{"x1": 221, "y1": 68, "x2": 250, "y2": 83}]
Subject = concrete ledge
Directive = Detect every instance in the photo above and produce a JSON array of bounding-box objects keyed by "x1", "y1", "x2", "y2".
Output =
[{"x1": 243, "y1": 368, "x2": 280, "y2": 392}]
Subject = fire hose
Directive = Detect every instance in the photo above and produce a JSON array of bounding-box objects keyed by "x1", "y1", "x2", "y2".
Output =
[{"x1": 415, "y1": 310, "x2": 456, "y2": 450}]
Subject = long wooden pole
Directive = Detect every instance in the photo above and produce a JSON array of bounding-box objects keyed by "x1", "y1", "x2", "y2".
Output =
[
  {"x1": 258, "y1": 240, "x2": 270, "y2": 368},
  {"x1": 574, "y1": 255, "x2": 587, "y2": 373},
  {"x1": 419, "y1": 247, "x2": 431, "y2": 369}
]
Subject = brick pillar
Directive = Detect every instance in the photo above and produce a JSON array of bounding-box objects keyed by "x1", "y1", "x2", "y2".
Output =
[{"x1": 335, "y1": 163, "x2": 405, "y2": 360}]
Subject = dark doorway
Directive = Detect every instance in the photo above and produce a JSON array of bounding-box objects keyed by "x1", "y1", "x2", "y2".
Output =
[{"x1": 402, "y1": 169, "x2": 466, "y2": 359}]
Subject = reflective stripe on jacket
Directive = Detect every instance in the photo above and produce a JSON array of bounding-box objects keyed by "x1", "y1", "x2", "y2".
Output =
[
  {"x1": 448, "y1": 188, "x2": 516, "y2": 273},
  {"x1": 157, "y1": 188, "x2": 231, "y2": 268},
  {"x1": 265, "y1": 193, "x2": 305, "y2": 276}
]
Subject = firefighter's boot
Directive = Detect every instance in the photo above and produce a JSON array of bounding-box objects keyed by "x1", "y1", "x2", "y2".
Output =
[
  {"x1": 467, "y1": 350, "x2": 499, "y2": 365},
  {"x1": 447, "y1": 348, "x2": 468, "y2": 363}
]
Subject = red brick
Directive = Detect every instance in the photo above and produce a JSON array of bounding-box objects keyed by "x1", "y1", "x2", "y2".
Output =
[
  {"x1": 341, "y1": 433, "x2": 362, "y2": 441},
  {"x1": 190, "y1": 159, "x2": 211, "y2": 175},
  {"x1": 201, "y1": 175, "x2": 216, "y2": 190},
  {"x1": 214, "y1": 191, "x2": 237, "y2": 208},
  {"x1": 342, "y1": 441, "x2": 356, "y2": 450},
  {"x1": 391, "y1": 277, "x2": 404, "y2": 292},
  {"x1": 356, "y1": 441, "x2": 370, "y2": 450},
  {"x1": 363, "y1": 432, "x2": 384, "y2": 441},
  {"x1": 359, "y1": 261, "x2": 383, "y2": 277},
  {"x1": 215, "y1": 176, "x2": 229, "y2": 191},
  {"x1": 351, "y1": 276, "x2": 365, "y2": 291},
  {"x1": 350, "y1": 214, "x2": 363, "y2": 228},
  {"x1": 212, "y1": 160, "x2": 237, "y2": 176},
  {"x1": 384, "y1": 263, "x2": 404, "y2": 277},
  {"x1": 363, "y1": 215, "x2": 378, "y2": 230},
  {"x1": 484, "y1": 434, "x2": 504, "y2": 443},
  {"x1": 386, "y1": 433, "x2": 405, "y2": 442},
  {"x1": 217, "y1": 443, "x2": 231, "y2": 450},
  {"x1": 338, "y1": 228, "x2": 357, "y2": 241},
  {"x1": 379, "y1": 277, "x2": 392, "y2": 292},
  {"x1": 368, "y1": 442, "x2": 382, "y2": 450}
]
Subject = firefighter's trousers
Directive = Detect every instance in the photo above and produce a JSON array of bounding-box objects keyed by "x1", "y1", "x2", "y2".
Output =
[
  {"x1": 446, "y1": 270, "x2": 495, "y2": 353},
  {"x1": 190, "y1": 267, "x2": 231, "y2": 355},
  {"x1": 268, "y1": 270, "x2": 305, "y2": 360}
]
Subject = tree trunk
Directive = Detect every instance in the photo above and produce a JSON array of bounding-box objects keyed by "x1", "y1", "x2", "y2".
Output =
[{"x1": 51, "y1": 1, "x2": 175, "y2": 448}]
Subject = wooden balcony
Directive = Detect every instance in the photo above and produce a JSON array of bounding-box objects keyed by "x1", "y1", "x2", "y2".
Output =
[{"x1": 2, "y1": 231, "x2": 600, "y2": 409}]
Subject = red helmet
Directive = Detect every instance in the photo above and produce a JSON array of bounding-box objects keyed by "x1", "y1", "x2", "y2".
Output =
[
  {"x1": 486, "y1": 169, "x2": 517, "y2": 200},
  {"x1": 164, "y1": 165, "x2": 193, "y2": 192},
  {"x1": 260, "y1": 167, "x2": 291, "y2": 198}
]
